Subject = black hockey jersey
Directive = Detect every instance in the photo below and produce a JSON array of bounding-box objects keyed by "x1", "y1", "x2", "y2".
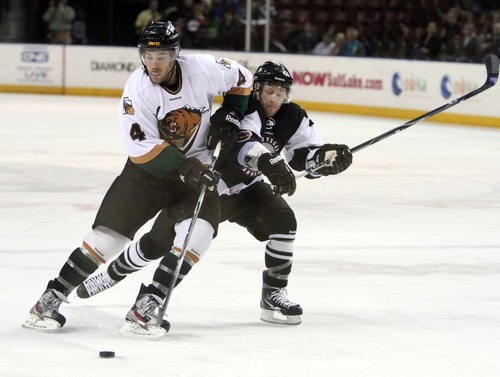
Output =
[{"x1": 216, "y1": 95, "x2": 325, "y2": 195}]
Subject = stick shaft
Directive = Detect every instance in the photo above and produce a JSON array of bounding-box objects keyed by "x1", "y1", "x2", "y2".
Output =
[
  {"x1": 156, "y1": 142, "x2": 222, "y2": 324},
  {"x1": 351, "y1": 80, "x2": 495, "y2": 153},
  {"x1": 299, "y1": 55, "x2": 499, "y2": 177}
]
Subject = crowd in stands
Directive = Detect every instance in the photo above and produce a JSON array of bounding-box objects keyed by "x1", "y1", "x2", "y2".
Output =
[
  {"x1": 270, "y1": 0, "x2": 499, "y2": 62},
  {"x1": 136, "y1": 0, "x2": 498, "y2": 63},
  {"x1": 34, "y1": 0, "x2": 500, "y2": 63}
]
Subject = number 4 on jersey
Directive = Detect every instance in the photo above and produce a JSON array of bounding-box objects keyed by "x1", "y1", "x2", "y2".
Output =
[{"x1": 130, "y1": 123, "x2": 146, "y2": 141}]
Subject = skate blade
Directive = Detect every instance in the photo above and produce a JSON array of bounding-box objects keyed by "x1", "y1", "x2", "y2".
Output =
[
  {"x1": 22, "y1": 314, "x2": 62, "y2": 332},
  {"x1": 119, "y1": 320, "x2": 168, "y2": 339},
  {"x1": 260, "y1": 309, "x2": 302, "y2": 325}
]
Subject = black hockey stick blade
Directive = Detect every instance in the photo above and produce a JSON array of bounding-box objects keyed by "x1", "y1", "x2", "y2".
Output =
[{"x1": 351, "y1": 54, "x2": 499, "y2": 153}]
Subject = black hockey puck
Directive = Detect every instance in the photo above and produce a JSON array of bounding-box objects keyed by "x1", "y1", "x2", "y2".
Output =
[{"x1": 99, "y1": 351, "x2": 115, "y2": 358}]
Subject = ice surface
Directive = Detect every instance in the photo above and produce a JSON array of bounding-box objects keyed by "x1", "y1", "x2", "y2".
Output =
[{"x1": 1, "y1": 93, "x2": 499, "y2": 377}]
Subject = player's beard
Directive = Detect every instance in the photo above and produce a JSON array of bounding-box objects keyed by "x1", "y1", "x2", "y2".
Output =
[{"x1": 149, "y1": 63, "x2": 177, "y2": 85}]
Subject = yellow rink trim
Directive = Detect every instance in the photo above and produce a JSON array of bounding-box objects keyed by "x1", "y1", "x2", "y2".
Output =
[
  {"x1": 0, "y1": 85, "x2": 122, "y2": 97},
  {"x1": 1, "y1": 86, "x2": 498, "y2": 128}
]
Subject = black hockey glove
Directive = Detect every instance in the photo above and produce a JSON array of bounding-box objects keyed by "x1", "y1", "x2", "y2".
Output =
[
  {"x1": 258, "y1": 153, "x2": 297, "y2": 196},
  {"x1": 178, "y1": 157, "x2": 219, "y2": 193},
  {"x1": 207, "y1": 108, "x2": 241, "y2": 151},
  {"x1": 310, "y1": 144, "x2": 353, "y2": 176}
]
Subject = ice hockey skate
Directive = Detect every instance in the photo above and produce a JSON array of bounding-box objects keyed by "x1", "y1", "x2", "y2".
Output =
[
  {"x1": 119, "y1": 284, "x2": 171, "y2": 339},
  {"x1": 77, "y1": 270, "x2": 117, "y2": 298},
  {"x1": 23, "y1": 282, "x2": 69, "y2": 332},
  {"x1": 260, "y1": 286, "x2": 302, "y2": 325}
]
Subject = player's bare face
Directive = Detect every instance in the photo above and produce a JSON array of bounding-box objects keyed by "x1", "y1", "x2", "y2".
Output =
[
  {"x1": 143, "y1": 50, "x2": 177, "y2": 84},
  {"x1": 258, "y1": 84, "x2": 287, "y2": 117}
]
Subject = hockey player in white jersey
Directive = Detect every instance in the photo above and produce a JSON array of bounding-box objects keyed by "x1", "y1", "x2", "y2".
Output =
[
  {"x1": 76, "y1": 61, "x2": 352, "y2": 328},
  {"x1": 23, "y1": 21, "x2": 253, "y2": 334}
]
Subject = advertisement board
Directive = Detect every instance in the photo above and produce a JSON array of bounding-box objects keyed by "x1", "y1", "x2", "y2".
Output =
[
  {"x1": 65, "y1": 45, "x2": 140, "y2": 95},
  {"x1": 0, "y1": 44, "x2": 498, "y2": 127},
  {"x1": 0, "y1": 44, "x2": 63, "y2": 93}
]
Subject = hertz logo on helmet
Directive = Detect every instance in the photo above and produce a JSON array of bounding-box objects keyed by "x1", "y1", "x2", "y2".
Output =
[{"x1": 148, "y1": 41, "x2": 161, "y2": 46}]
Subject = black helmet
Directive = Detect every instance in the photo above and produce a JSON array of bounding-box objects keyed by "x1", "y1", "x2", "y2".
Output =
[
  {"x1": 253, "y1": 61, "x2": 293, "y2": 102},
  {"x1": 138, "y1": 21, "x2": 180, "y2": 54},
  {"x1": 253, "y1": 61, "x2": 293, "y2": 89}
]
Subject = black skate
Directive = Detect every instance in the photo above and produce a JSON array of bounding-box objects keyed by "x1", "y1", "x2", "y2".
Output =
[
  {"x1": 77, "y1": 270, "x2": 118, "y2": 298},
  {"x1": 23, "y1": 281, "x2": 69, "y2": 331},
  {"x1": 260, "y1": 286, "x2": 302, "y2": 325},
  {"x1": 120, "y1": 284, "x2": 171, "y2": 338}
]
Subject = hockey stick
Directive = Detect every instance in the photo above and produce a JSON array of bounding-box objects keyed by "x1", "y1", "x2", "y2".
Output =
[
  {"x1": 299, "y1": 54, "x2": 499, "y2": 177},
  {"x1": 350, "y1": 54, "x2": 498, "y2": 153},
  {"x1": 156, "y1": 141, "x2": 222, "y2": 326}
]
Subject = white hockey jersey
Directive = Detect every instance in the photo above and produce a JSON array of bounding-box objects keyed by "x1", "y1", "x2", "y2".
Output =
[{"x1": 119, "y1": 54, "x2": 252, "y2": 174}]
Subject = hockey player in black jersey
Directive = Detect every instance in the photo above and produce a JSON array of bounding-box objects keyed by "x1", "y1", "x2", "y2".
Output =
[
  {"x1": 214, "y1": 61, "x2": 353, "y2": 324},
  {"x1": 76, "y1": 61, "x2": 352, "y2": 328}
]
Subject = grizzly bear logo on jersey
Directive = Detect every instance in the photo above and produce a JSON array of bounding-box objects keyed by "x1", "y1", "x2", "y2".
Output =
[{"x1": 158, "y1": 105, "x2": 208, "y2": 149}]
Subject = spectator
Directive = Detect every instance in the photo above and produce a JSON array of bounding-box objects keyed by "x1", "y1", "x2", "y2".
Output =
[
  {"x1": 287, "y1": 21, "x2": 320, "y2": 53},
  {"x1": 312, "y1": 32, "x2": 336, "y2": 55},
  {"x1": 440, "y1": 7, "x2": 464, "y2": 60},
  {"x1": 42, "y1": 0, "x2": 75, "y2": 44},
  {"x1": 71, "y1": 5, "x2": 87, "y2": 45},
  {"x1": 134, "y1": 0, "x2": 162, "y2": 35},
  {"x1": 249, "y1": 0, "x2": 276, "y2": 22},
  {"x1": 184, "y1": 1, "x2": 208, "y2": 47},
  {"x1": 213, "y1": 0, "x2": 242, "y2": 22},
  {"x1": 238, "y1": 0, "x2": 277, "y2": 51},
  {"x1": 471, "y1": 0, "x2": 498, "y2": 14},
  {"x1": 165, "y1": 0, "x2": 197, "y2": 47},
  {"x1": 415, "y1": 21, "x2": 442, "y2": 60},
  {"x1": 331, "y1": 32, "x2": 346, "y2": 56},
  {"x1": 167, "y1": 0, "x2": 196, "y2": 23},
  {"x1": 217, "y1": 9, "x2": 243, "y2": 50},
  {"x1": 489, "y1": 21, "x2": 500, "y2": 57},
  {"x1": 338, "y1": 26, "x2": 366, "y2": 57},
  {"x1": 478, "y1": 11, "x2": 500, "y2": 54},
  {"x1": 456, "y1": 22, "x2": 483, "y2": 63},
  {"x1": 163, "y1": 1, "x2": 180, "y2": 20}
]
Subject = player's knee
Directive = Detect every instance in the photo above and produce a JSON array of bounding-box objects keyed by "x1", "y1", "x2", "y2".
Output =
[
  {"x1": 83, "y1": 225, "x2": 130, "y2": 263},
  {"x1": 139, "y1": 233, "x2": 167, "y2": 260},
  {"x1": 199, "y1": 190, "x2": 221, "y2": 236},
  {"x1": 270, "y1": 208, "x2": 297, "y2": 234},
  {"x1": 173, "y1": 219, "x2": 214, "y2": 265}
]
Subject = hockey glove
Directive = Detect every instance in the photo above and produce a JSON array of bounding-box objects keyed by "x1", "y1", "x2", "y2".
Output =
[
  {"x1": 310, "y1": 144, "x2": 353, "y2": 176},
  {"x1": 258, "y1": 153, "x2": 296, "y2": 196},
  {"x1": 207, "y1": 108, "x2": 241, "y2": 151},
  {"x1": 178, "y1": 157, "x2": 219, "y2": 193}
]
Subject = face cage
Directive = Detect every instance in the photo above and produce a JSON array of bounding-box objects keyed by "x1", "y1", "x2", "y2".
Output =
[
  {"x1": 139, "y1": 46, "x2": 180, "y2": 66},
  {"x1": 254, "y1": 81, "x2": 293, "y2": 103}
]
